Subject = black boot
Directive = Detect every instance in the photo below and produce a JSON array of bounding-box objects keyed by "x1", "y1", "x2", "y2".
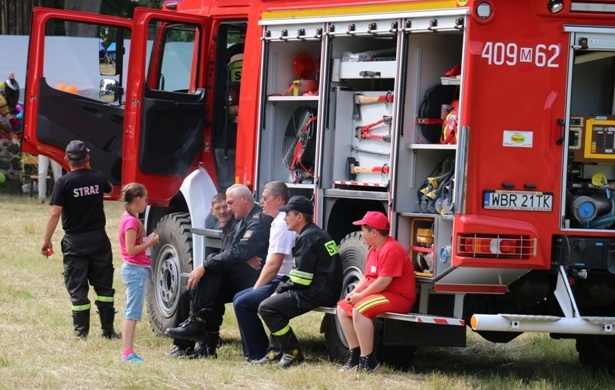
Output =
[
  {"x1": 97, "y1": 302, "x2": 121, "y2": 339},
  {"x1": 186, "y1": 332, "x2": 220, "y2": 359},
  {"x1": 252, "y1": 335, "x2": 283, "y2": 364},
  {"x1": 164, "y1": 315, "x2": 207, "y2": 342},
  {"x1": 357, "y1": 353, "x2": 380, "y2": 374},
  {"x1": 339, "y1": 347, "x2": 360, "y2": 372},
  {"x1": 72, "y1": 310, "x2": 90, "y2": 339},
  {"x1": 277, "y1": 327, "x2": 304, "y2": 368}
]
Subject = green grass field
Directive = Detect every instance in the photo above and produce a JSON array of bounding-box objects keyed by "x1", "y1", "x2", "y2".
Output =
[{"x1": 0, "y1": 193, "x2": 612, "y2": 389}]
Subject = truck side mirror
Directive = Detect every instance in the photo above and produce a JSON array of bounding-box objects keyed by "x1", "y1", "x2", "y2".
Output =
[{"x1": 99, "y1": 79, "x2": 121, "y2": 103}]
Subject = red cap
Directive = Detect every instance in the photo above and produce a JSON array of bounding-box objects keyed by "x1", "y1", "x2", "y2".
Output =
[{"x1": 352, "y1": 211, "x2": 390, "y2": 230}]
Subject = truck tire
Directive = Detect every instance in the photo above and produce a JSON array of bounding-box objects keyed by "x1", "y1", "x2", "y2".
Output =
[
  {"x1": 146, "y1": 212, "x2": 192, "y2": 334},
  {"x1": 324, "y1": 231, "x2": 368, "y2": 362},
  {"x1": 576, "y1": 335, "x2": 615, "y2": 372}
]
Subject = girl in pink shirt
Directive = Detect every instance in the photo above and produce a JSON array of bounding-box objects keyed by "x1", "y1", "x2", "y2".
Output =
[{"x1": 118, "y1": 183, "x2": 159, "y2": 363}]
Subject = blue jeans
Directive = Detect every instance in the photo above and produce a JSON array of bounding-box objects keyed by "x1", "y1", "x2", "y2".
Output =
[
  {"x1": 233, "y1": 276, "x2": 284, "y2": 360},
  {"x1": 121, "y1": 263, "x2": 149, "y2": 321}
]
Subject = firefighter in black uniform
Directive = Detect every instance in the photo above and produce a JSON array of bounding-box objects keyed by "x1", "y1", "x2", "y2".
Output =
[
  {"x1": 165, "y1": 184, "x2": 272, "y2": 358},
  {"x1": 257, "y1": 196, "x2": 343, "y2": 367},
  {"x1": 167, "y1": 198, "x2": 237, "y2": 358},
  {"x1": 41, "y1": 140, "x2": 120, "y2": 340}
]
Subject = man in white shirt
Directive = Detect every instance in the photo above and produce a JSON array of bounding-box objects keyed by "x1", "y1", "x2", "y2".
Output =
[{"x1": 233, "y1": 181, "x2": 297, "y2": 362}]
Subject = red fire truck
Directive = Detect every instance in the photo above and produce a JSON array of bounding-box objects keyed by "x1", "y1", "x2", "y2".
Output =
[{"x1": 22, "y1": 0, "x2": 615, "y2": 370}]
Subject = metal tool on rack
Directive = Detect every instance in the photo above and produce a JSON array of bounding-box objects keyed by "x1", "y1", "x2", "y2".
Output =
[
  {"x1": 352, "y1": 92, "x2": 394, "y2": 120},
  {"x1": 346, "y1": 157, "x2": 390, "y2": 180},
  {"x1": 356, "y1": 115, "x2": 392, "y2": 142}
]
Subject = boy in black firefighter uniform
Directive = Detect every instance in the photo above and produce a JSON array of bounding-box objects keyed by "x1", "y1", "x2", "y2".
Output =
[
  {"x1": 257, "y1": 196, "x2": 342, "y2": 367},
  {"x1": 41, "y1": 140, "x2": 120, "y2": 340}
]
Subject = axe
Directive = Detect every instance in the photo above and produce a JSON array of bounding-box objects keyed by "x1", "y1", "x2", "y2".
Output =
[
  {"x1": 352, "y1": 92, "x2": 394, "y2": 120},
  {"x1": 346, "y1": 157, "x2": 390, "y2": 180}
]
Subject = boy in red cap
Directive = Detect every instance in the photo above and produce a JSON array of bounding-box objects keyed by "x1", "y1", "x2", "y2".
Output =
[{"x1": 336, "y1": 211, "x2": 416, "y2": 373}]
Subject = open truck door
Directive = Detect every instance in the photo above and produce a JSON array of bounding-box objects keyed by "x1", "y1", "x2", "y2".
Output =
[
  {"x1": 23, "y1": 8, "x2": 133, "y2": 195},
  {"x1": 23, "y1": 7, "x2": 210, "y2": 204},
  {"x1": 122, "y1": 8, "x2": 210, "y2": 204}
]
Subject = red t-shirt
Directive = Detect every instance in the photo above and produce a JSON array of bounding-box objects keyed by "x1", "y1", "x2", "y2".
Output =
[{"x1": 363, "y1": 236, "x2": 415, "y2": 299}]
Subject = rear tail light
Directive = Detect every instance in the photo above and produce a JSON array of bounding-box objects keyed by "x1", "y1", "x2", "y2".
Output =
[{"x1": 457, "y1": 234, "x2": 536, "y2": 259}]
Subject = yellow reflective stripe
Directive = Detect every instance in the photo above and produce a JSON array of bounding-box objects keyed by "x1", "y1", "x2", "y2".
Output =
[
  {"x1": 324, "y1": 240, "x2": 339, "y2": 256},
  {"x1": 262, "y1": 1, "x2": 458, "y2": 19},
  {"x1": 96, "y1": 295, "x2": 114, "y2": 303},
  {"x1": 272, "y1": 324, "x2": 290, "y2": 337},
  {"x1": 356, "y1": 296, "x2": 389, "y2": 313},
  {"x1": 72, "y1": 303, "x2": 91, "y2": 312},
  {"x1": 290, "y1": 269, "x2": 313, "y2": 286}
]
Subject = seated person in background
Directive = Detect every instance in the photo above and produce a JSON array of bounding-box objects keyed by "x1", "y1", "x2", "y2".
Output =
[
  {"x1": 233, "y1": 181, "x2": 297, "y2": 362},
  {"x1": 214, "y1": 44, "x2": 244, "y2": 192},
  {"x1": 336, "y1": 211, "x2": 416, "y2": 374},
  {"x1": 257, "y1": 196, "x2": 342, "y2": 368},
  {"x1": 205, "y1": 193, "x2": 229, "y2": 229}
]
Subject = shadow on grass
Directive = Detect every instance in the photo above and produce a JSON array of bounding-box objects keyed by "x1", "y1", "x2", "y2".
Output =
[{"x1": 409, "y1": 343, "x2": 613, "y2": 388}]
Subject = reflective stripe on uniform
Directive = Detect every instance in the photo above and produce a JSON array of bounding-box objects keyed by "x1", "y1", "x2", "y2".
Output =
[
  {"x1": 272, "y1": 324, "x2": 290, "y2": 336},
  {"x1": 356, "y1": 296, "x2": 389, "y2": 314},
  {"x1": 290, "y1": 269, "x2": 313, "y2": 286},
  {"x1": 72, "y1": 303, "x2": 91, "y2": 312},
  {"x1": 96, "y1": 295, "x2": 114, "y2": 303}
]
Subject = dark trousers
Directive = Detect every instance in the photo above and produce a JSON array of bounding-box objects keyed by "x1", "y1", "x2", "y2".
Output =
[
  {"x1": 233, "y1": 276, "x2": 284, "y2": 360},
  {"x1": 61, "y1": 230, "x2": 115, "y2": 308},
  {"x1": 258, "y1": 290, "x2": 311, "y2": 335},
  {"x1": 172, "y1": 287, "x2": 226, "y2": 349},
  {"x1": 173, "y1": 264, "x2": 258, "y2": 348}
]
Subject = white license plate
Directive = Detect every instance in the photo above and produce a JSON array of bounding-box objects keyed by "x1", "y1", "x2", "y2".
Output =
[{"x1": 483, "y1": 190, "x2": 553, "y2": 211}]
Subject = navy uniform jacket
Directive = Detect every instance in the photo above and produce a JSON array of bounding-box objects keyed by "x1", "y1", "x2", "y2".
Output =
[
  {"x1": 202, "y1": 203, "x2": 272, "y2": 273},
  {"x1": 276, "y1": 222, "x2": 342, "y2": 308}
]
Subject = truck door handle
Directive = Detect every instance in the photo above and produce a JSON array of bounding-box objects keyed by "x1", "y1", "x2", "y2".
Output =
[{"x1": 359, "y1": 71, "x2": 381, "y2": 77}]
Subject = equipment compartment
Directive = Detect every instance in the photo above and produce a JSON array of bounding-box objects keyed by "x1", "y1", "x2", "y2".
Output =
[{"x1": 257, "y1": 25, "x2": 324, "y2": 193}]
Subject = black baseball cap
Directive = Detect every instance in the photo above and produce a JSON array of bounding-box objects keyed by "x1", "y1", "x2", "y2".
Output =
[
  {"x1": 66, "y1": 140, "x2": 90, "y2": 160},
  {"x1": 279, "y1": 195, "x2": 313, "y2": 214}
]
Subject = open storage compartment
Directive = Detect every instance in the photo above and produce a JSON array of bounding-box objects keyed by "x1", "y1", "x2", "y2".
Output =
[
  {"x1": 324, "y1": 19, "x2": 398, "y2": 191},
  {"x1": 257, "y1": 23, "x2": 324, "y2": 195}
]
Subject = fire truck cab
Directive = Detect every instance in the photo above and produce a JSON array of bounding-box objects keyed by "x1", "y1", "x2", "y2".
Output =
[{"x1": 22, "y1": 0, "x2": 615, "y2": 371}]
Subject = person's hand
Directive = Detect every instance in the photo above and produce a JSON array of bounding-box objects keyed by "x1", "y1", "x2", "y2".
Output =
[
  {"x1": 147, "y1": 232, "x2": 159, "y2": 246},
  {"x1": 187, "y1": 265, "x2": 205, "y2": 289},
  {"x1": 41, "y1": 242, "x2": 54, "y2": 258},
  {"x1": 246, "y1": 256, "x2": 262, "y2": 270},
  {"x1": 345, "y1": 292, "x2": 360, "y2": 305}
]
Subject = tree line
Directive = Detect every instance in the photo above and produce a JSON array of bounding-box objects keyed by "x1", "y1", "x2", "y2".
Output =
[{"x1": 0, "y1": 0, "x2": 163, "y2": 35}]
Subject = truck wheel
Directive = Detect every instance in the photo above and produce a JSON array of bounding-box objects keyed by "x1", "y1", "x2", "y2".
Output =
[
  {"x1": 324, "y1": 231, "x2": 368, "y2": 362},
  {"x1": 576, "y1": 335, "x2": 615, "y2": 372},
  {"x1": 146, "y1": 212, "x2": 192, "y2": 334}
]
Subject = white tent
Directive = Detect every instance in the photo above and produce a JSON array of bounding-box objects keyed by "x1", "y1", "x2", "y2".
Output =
[{"x1": 0, "y1": 35, "x2": 117, "y2": 102}]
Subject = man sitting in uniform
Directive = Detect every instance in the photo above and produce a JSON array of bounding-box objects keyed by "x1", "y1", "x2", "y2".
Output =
[
  {"x1": 257, "y1": 196, "x2": 343, "y2": 367},
  {"x1": 165, "y1": 184, "x2": 272, "y2": 358},
  {"x1": 167, "y1": 192, "x2": 234, "y2": 357}
]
